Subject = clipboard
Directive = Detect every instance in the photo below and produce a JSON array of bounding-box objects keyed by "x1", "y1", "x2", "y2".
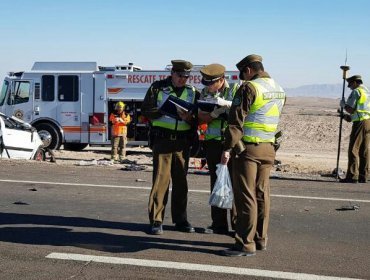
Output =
[{"x1": 159, "y1": 94, "x2": 195, "y2": 120}]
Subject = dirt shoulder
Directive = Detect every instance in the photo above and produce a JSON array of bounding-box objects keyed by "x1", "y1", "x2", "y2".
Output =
[{"x1": 5, "y1": 97, "x2": 350, "y2": 179}]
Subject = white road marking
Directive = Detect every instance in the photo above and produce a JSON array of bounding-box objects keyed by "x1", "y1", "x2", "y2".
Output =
[
  {"x1": 271, "y1": 194, "x2": 370, "y2": 203},
  {"x1": 46, "y1": 252, "x2": 363, "y2": 280},
  {"x1": 1, "y1": 179, "x2": 369, "y2": 203}
]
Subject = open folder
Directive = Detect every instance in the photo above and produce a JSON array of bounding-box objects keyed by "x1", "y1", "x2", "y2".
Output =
[
  {"x1": 159, "y1": 94, "x2": 195, "y2": 120},
  {"x1": 197, "y1": 100, "x2": 219, "y2": 112},
  {"x1": 197, "y1": 100, "x2": 228, "y2": 121}
]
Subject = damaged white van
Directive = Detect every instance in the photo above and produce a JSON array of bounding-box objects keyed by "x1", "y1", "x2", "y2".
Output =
[{"x1": 0, "y1": 112, "x2": 45, "y2": 160}]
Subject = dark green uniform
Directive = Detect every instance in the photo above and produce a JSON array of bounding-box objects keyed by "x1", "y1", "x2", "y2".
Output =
[{"x1": 141, "y1": 77, "x2": 199, "y2": 227}]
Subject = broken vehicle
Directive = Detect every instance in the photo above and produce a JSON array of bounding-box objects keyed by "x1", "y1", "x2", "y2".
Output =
[{"x1": 0, "y1": 112, "x2": 45, "y2": 160}]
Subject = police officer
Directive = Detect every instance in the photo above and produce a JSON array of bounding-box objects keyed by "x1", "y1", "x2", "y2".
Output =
[
  {"x1": 141, "y1": 60, "x2": 199, "y2": 235},
  {"x1": 198, "y1": 63, "x2": 239, "y2": 235},
  {"x1": 339, "y1": 75, "x2": 370, "y2": 183},
  {"x1": 220, "y1": 54, "x2": 286, "y2": 256}
]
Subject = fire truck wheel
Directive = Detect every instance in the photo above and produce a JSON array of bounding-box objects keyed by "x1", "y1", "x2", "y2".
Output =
[
  {"x1": 33, "y1": 148, "x2": 46, "y2": 161},
  {"x1": 34, "y1": 123, "x2": 61, "y2": 150}
]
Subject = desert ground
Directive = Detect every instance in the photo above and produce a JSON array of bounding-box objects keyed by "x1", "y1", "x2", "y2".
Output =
[
  {"x1": 46, "y1": 97, "x2": 349, "y2": 179},
  {"x1": 276, "y1": 96, "x2": 350, "y2": 176}
]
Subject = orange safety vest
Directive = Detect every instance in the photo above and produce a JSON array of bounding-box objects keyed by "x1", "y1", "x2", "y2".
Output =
[{"x1": 109, "y1": 112, "x2": 131, "y2": 136}]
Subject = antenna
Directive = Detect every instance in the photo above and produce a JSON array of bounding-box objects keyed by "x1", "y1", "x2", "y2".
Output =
[{"x1": 336, "y1": 50, "x2": 350, "y2": 180}]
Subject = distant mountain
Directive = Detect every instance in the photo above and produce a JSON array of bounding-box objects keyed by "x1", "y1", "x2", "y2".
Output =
[{"x1": 284, "y1": 83, "x2": 348, "y2": 98}]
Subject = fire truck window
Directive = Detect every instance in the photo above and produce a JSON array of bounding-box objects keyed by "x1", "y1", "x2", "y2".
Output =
[
  {"x1": 58, "y1": 75, "x2": 79, "y2": 102},
  {"x1": 0, "y1": 81, "x2": 9, "y2": 106},
  {"x1": 42, "y1": 75, "x2": 55, "y2": 101},
  {"x1": 35, "y1": 83, "x2": 41, "y2": 99},
  {"x1": 8, "y1": 81, "x2": 30, "y2": 105}
]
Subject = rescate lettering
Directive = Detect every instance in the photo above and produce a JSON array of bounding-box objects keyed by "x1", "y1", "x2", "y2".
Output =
[{"x1": 128, "y1": 75, "x2": 158, "y2": 83}]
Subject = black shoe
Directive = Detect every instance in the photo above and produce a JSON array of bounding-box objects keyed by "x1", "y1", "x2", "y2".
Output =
[
  {"x1": 256, "y1": 243, "x2": 267, "y2": 251},
  {"x1": 358, "y1": 178, "x2": 367, "y2": 183},
  {"x1": 203, "y1": 226, "x2": 229, "y2": 235},
  {"x1": 221, "y1": 246, "x2": 256, "y2": 257},
  {"x1": 150, "y1": 222, "x2": 163, "y2": 235},
  {"x1": 175, "y1": 221, "x2": 195, "y2": 233},
  {"x1": 339, "y1": 178, "x2": 358, "y2": 183}
]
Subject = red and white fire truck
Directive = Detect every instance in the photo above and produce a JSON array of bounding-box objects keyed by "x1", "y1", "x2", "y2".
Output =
[{"x1": 0, "y1": 62, "x2": 240, "y2": 150}]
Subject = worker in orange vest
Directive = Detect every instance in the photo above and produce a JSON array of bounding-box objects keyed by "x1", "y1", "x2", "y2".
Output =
[{"x1": 109, "y1": 101, "x2": 131, "y2": 162}]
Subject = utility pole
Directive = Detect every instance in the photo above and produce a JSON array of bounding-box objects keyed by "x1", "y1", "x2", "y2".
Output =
[{"x1": 336, "y1": 65, "x2": 350, "y2": 180}]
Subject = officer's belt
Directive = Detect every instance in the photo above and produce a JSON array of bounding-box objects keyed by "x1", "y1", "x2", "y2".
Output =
[
  {"x1": 242, "y1": 141, "x2": 273, "y2": 146},
  {"x1": 152, "y1": 128, "x2": 190, "y2": 140}
]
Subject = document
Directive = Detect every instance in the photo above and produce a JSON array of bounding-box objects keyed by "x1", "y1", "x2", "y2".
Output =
[{"x1": 159, "y1": 94, "x2": 195, "y2": 120}]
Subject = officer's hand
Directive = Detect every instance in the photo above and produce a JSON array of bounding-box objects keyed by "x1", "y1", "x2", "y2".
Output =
[
  {"x1": 177, "y1": 108, "x2": 193, "y2": 123},
  {"x1": 221, "y1": 151, "x2": 230, "y2": 165},
  {"x1": 343, "y1": 114, "x2": 352, "y2": 122},
  {"x1": 216, "y1": 97, "x2": 232, "y2": 108},
  {"x1": 210, "y1": 106, "x2": 226, "y2": 118},
  {"x1": 339, "y1": 99, "x2": 346, "y2": 108}
]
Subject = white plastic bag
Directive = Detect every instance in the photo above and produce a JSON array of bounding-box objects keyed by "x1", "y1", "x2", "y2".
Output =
[{"x1": 209, "y1": 164, "x2": 233, "y2": 209}]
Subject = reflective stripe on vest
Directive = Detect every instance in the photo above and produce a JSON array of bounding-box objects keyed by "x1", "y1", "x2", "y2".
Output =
[
  {"x1": 152, "y1": 86, "x2": 195, "y2": 131},
  {"x1": 205, "y1": 83, "x2": 239, "y2": 140},
  {"x1": 352, "y1": 85, "x2": 370, "y2": 122},
  {"x1": 242, "y1": 78, "x2": 285, "y2": 143}
]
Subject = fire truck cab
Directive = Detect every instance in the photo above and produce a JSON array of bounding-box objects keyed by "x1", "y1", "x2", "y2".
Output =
[{"x1": 0, "y1": 62, "x2": 240, "y2": 150}]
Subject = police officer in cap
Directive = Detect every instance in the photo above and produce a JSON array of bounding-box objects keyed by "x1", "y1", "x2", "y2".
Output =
[
  {"x1": 220, "y1": 54, "x2": 286, "y2": 256},
  {"x1": 198, "y1": 63, "x2": 239, "y2": 235},
  {"x1": 339, "y1": 75, "x2": 370, "y2": 183},
  {"x1": 141, "y1": 59, "x2": 200, "y2": 235}
]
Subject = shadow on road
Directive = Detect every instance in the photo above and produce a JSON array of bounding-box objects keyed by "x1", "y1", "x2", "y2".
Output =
[{"x1": 0, "y1": 213, "x2": 228, "y2": 254}]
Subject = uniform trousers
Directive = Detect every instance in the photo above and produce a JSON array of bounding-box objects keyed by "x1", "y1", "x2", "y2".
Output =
[
  {"x1": 346, "y1": 119, "x2": 370, "y2": 181},
  {"x1": 232, "y1": 142, "x2": 275, "y2": 252},
  {"x1": 111, "y1": 135, "x2": 127, "y2": 160},
  {"x1": 148, "y1": 137, "x2": 190, "y2": 225},
  {"x1": 203, "y1": 140, "x2": 236, "y2": 230}
]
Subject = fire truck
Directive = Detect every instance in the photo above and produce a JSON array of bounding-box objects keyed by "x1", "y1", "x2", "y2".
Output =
[{"x1": 0, "y1": 62, "x2": 240, "y2": 150}]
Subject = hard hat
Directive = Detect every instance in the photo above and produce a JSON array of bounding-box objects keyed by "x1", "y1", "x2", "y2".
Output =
[{"x1": 115, "y1": 101, "x2": 125, "y2": 109}]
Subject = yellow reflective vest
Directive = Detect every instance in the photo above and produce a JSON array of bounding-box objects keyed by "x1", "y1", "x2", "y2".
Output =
[
  {"x1": 242, "y1": 78, "x2": 285, "y2": 143},
  {"x1": 203, "y1": 82, "x2": 239, "y2": 141},
  {"x1": 351, "y1": 85, "x2": 370, "y2": 122},
  {"x1": 152, "y1": 85, "x2": 196, "y2": 131}
]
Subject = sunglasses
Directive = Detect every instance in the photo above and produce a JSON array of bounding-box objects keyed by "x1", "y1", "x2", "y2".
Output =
[{"x1": 174, "y1": 72, "x2": 190, "y2": 78}]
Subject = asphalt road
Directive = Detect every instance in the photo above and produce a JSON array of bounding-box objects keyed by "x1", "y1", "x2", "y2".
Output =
[{"x1": 0, "y1": 160, "x2": 369, "y2": 280}]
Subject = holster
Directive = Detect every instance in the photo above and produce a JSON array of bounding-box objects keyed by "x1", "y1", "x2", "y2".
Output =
[
  {"x1": 233, "y1": 140, "x2": 246, "y2": 156},
  {"x1": 273, "y1": 130, "x2": 283, "y2": 151},
  {"x1": 148, "y1": 125, "x2": 155, "y2": 150}
]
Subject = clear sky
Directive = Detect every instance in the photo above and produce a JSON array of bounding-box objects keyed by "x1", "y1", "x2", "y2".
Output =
[{"x1": 0, "y1": 0, "x2": 369, "y2": 89}]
